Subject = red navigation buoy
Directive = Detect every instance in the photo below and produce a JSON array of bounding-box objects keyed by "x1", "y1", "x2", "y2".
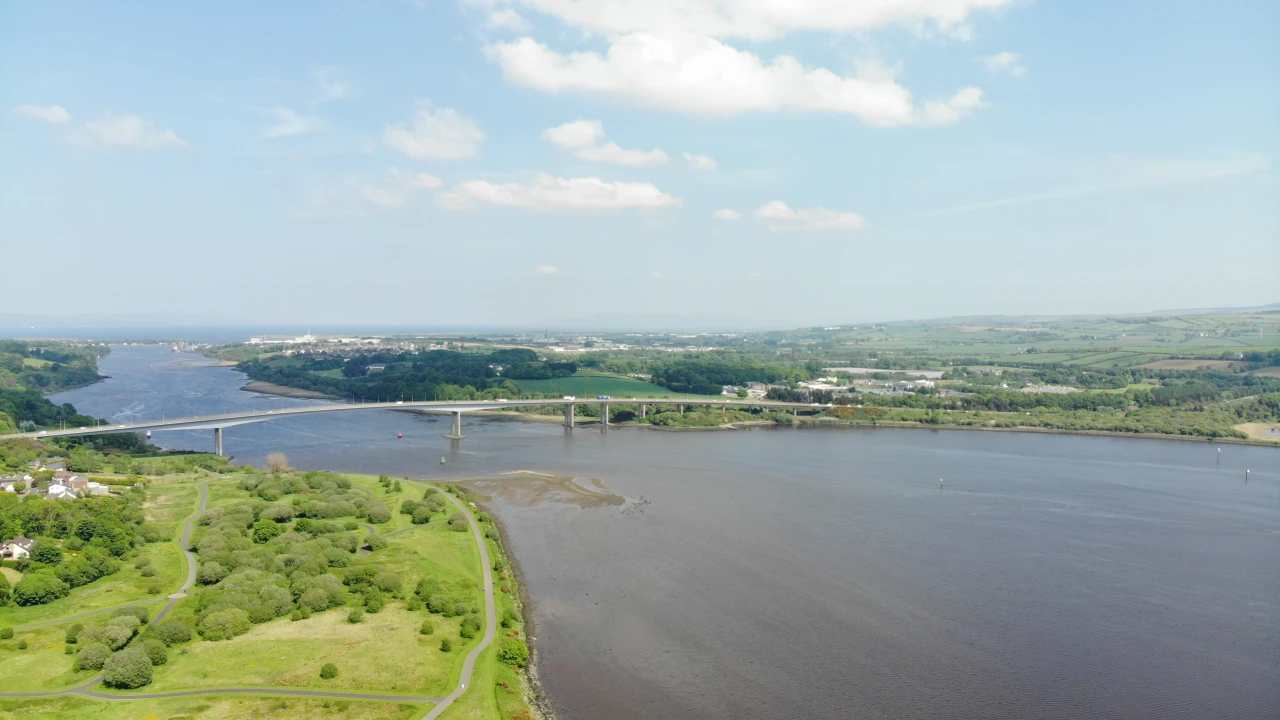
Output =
[{"x1": 397, "y1": 432, "x2": 403, "y2": 439}]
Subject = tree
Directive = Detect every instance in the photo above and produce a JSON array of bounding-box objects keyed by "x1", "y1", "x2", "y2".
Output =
[
  {"x1": 411, "y1": 506, "x2": 433, "y2": 524},
  {"x1": 31, "y1": 545, "x2": 62, "y2": 565},
  {"x1": 363, "y1": 587, "x2": 384, "y2": 613},
  {"x1": 141, "y1": 638, "x2": 168, "y2": 666},
  {"x1": 347, "y1": 607, "x2": 364, "y2": 624},
  {"x1": 366, "y1": 503, "x2": 391, "y2": 524},
  {"x1": 74, "y1": 642, "x2": 110, "y2": 671},
  {"x1": 439, "y1": 638, "x2": 452, "y2": 652},
  {"x1": 104, "y1": 646, "x2": 153, "y2": 688},
  {"x1": 261, "y1": 503, "x2": 295, "y2": 522},
  {"x1": 13, "y1": 575, "x2": 70, "y2": 605},
  {"x1": 65, "y1": 623, "x2": 84, "y2": 644},
  {"x1": 266, "y1": 452, "x2": 292, "y2": 474},
  {"x1": 200, "y1": 608, "x2": 251, "y2": 641},
  {"x1": 419, "y1": 619, "x2": 435, "y2": 635},
  {"x1": 499, "y1": 638, "x2": 530, "y2": 667},
  {"x1": 320, "y1": 662, "x2": 339, "y2": 679},
  {"x1": 197, "y1": 561, "x2": 228, "y2": 585},
  {"x1": 0, "y1": 627, "x2": 12, "y2": 639},
  {"x1": 0, "y1": 572, "x2": 10, "y2": 606},
  {"x1": 373, "y1": 571, "x2": 402, "y2": 593},
  {"x1": 155, "y1": 620, "x2": 192, "y2": 646},
  {"x1": 252, "y1": 518, "x2": 283, "y2": 543}
]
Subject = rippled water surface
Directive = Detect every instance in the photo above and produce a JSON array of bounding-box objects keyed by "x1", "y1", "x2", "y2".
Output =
[{"x1": 55, "y1": 346, "x2": 1280, "y2": 719}]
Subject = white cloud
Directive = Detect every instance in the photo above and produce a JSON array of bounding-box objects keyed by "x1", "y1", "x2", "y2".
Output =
[
  {"x1": 486, "y1": 8, "x2": 531, "y2": 32},
  {"x1": 383, "y1": 102, "x2": 485, "y2": 161},
  {"x1": 983, "y1": 51, "x2": 1026, "y2": 77},
  {"x1": 258, "y1": 107, "x2": 322, "y2": 139},
  {"x1": 684, "y1": 152, "x2": 717, "y2": 170},
  {"x1": 754, "y1": 201, "x2": 866, "y2": 231},
  {"x1": 14, "y1": 104, "x2": 72, "y2": 123},
  {"x1": 362, "y1": 185, "x2": 405, "y2": 209},
  {"x1": 488, "y1": 34, "x2": 982, "y2": 125},
  {"x1": 939, "y1": 154, "x2": 1269, "y2": 214},
  {"x1": 486, "y1": 0, "x2": 1014, "y2": 40},
  {"x1": 713, "y1": 208, "x2": 741, "y2": 221},
  {"x1": 313, "y1": 67, "x2": 353, "y2": 102},
  {"x1": 389, "y1": 167, "x2": 444, "y2": 189},
  {"x1": 534, "y1": 264, "x2": 560, "y2": 274},
  {"x1": 542, "y1": 120, "x2": 669, "y2": 166},
  {"x1": 438, "y1": 173, "x2": 681, "y2": 212},
  {"x1": 74, "y1": 113, "x2": 191, "y2": 150}
]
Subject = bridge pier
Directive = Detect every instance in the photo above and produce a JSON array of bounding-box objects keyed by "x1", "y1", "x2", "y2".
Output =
[
  {"x1": 443, "y1": 411, "x2": 465, "y2": 439},
  {"x1": 600, "y1": 403, "x2": 609, "y2": 431},
  {"x1": 564, "y1": 403, "x2": 575, "y2": 429},
  {"x1": 213, "y1": 427, "x2": 223, "y2": 456},
  {"x1": 678, "y1": 404, "x2": 684, "y2": 414},
  {"x1": 639, "y1": 403, "x2": 646, "y2": 419}
]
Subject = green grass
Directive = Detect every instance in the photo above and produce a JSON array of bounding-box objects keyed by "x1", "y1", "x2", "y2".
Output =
[
  {"x1": 130, "y1": 606, "x2": 459, "y2": 695},
  {"x1": 0, "y1": 695, "x2": 426, "y2": 720},
  {"x1": 0, "y1": 620, "x2": 86, "y2": 692},
  {"x1": 20, "y1": 357, "x2": 53, "y2": 368},
  {"x1": 516, "y1": 370, "x2": 710, "y2": 399}
]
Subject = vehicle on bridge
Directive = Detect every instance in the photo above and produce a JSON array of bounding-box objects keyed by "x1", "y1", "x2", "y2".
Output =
[{"x1": 597, "y1": 395, "x2": 612, "y2": 400}]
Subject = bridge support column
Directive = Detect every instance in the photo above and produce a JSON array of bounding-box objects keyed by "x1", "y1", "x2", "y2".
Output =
[
  {"x1": 564, "y1": 403, "x2": 575, "y2": 428},
  {"x1": 444, "y1": 411, "x2": 465, "y2": 439},
  {"x1": 639, "y1": 403, "x2": 646, "y2": 419},
  {"x1": 213, "y1": 427, "x2": 223, "y2": 456},
  {"x1": 678, "y1": 404, "x2": 684, "y2": 414},
  {"x1": 600, "y1": 403, "x2": 609, "y2": 430}
]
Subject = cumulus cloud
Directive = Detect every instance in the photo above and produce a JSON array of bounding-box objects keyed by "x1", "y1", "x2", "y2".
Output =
[
  {"x1": 73, "y1": 113, "x2": 191, "y2": 150},
  {"x1": 754, "y1": 201, "x2": 866, "y2": 231},
  {"x1": 486, "y1": 8, "x2": 531, "y2": 32},
  {"x1": 313, "y1": 67, "x2": 353, "y2": 102},
  {"x1": 983, "y1": 51, "x2": 1026, "y2": 77},
  {"x1": 258, "y1": 107, "x2": 322, "y2": 139},
  {"x1": 684, "y1": 152, "x2": 717, "y2": 170},
  {"x1": 14, "y1": 104, "x2": 72, "y2": 123},
  {"x1": 713, "y1": 208, "x2": 741, "y2": 220},
  {"x1": 389, "y1": 167, "x2": 444, "y2": 189},
  {"x1": 383, "y1": 102, "x2": 485, "y2": 160},
  {"x1": 362, "y1": 186, "x2": 405, "y2": 209},
  {"x1": 484, "y1": 0, "x2": 1014, "y2": 40},
  {"x1": 542, "y1": 120, "x2": 669, "y2": 166},
  {"x1": 534, "y1": 264, "x2": 560, "y2": 274},
  {"x1": 488, "y1": 34, "x2": 982, "y2": 125},
  {"x1": 437, "y1": 173, "x2": 681, "y2": 212}
]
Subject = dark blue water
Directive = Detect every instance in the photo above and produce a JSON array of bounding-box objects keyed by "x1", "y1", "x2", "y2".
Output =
[{"x1": 54, "y1": 346, "x2": 1280, "y2": 720}]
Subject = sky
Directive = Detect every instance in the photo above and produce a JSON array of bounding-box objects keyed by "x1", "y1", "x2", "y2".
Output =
[{"x1": 1, "y1": 0, "x2": 1277, "y2": 330}]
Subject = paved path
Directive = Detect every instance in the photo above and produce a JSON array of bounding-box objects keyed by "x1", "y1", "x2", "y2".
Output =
[
  {"x1": 422, "y1": 491, "x2": 497, "y2": 720},
  {"x1": 152, "y1": 480, "x2": 209, "y2": 624}
]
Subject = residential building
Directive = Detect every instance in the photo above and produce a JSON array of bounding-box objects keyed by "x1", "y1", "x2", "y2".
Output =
[{"x1": 1, "y1": 537, "x2": 35, "y2": 560}]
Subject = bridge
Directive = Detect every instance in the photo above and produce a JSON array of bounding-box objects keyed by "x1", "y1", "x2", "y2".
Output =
[{"x1": 1, "y1": 398, "x2": 833, "y2": 456}]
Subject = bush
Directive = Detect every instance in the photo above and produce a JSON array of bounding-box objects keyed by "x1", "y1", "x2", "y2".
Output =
[
  {"x1": 65, "y1": 623, "x2": 84, "y2": 644},
  {"x1": 406, "y1": 595, "x2": 423, "y2": 611},
  {"x1": 320, "y1": 662, "x2": 338, "y2": 679},
  {"x1": 31, "y1": 545, "x2": 63, "y2": 565},
  {"x1": 104, "y1": 646, "x2": 153, "y2": 688},
  {"x1": 372, "y1": 571, "x2": 402, "y2": 594},
  {"x1": 17, "y1": 639, "x2": 27, "y2": 649},
  {"x1": 114, "y1": 606, "x2": 150, "y2": 624},
  {"x1": 299, "y1": 587, "x2": 331, "y2": 612},
  {"x1": 366, "y1": 504, "x2": 391, "y2": 524},
  {"x1": 499, "y1": 638, "x2": 530, "y2": 667},
  {"x1": 252, "y1": 519, "x2": 283, "y2": 544},
  {"x1": 200, "y1": 608, "x2": 252, "y2": 641},
  {"x1": 448, "y1": 513, "x2": 469, "y2": 532},
  {"x1": 0, "y1": 627, "x2": 13, "y2": 639},
  {"x1": 74, "y1": 642, "x2": 111, "y2": 671},
  {"x1": 155, "y1": 620, "x2": 192, "y2": 646},
  {"x1": 501, "y1": 611, "x2": 517, "y2": 629},
  {"x1": 411, "y1": 506, "x2": 433, "y2": 525},
  {"x1": 261, "y1": 503, "x2": 295, "y2": 522},
  {"x1": 347, "y1": 607, "x2": 364, "y2": 624},
  {"x1": 197, "y1": 561, "x2": 228, "y2": 585},
  {"x1": 363, "y1": 588, "x2": 384, "y2": 613},
  {"x1": 290, "y1": 606, "x2": 310, "y2": 621},
  {"x1": 12, "y1": 575, "x2": 71, "y2": 605},
  {"x1": 141, "y1": 638, "x2": 168, "y2": 665},
  {"x1": 439, "y1": 638, "x2": 452, "y2": 652},
  {"x1": 419, "y1": 619, "x2": 434, "y2": 635},
  {"x1": 364, "y1": 535, "x2": 387, "y2": 552}
]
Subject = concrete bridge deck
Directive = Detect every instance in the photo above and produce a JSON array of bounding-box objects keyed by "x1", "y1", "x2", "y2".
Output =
[{"x1": 2, "y1": 397, "x2": 833, "y2": 453}]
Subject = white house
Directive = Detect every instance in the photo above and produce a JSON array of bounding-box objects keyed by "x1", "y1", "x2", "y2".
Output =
[
  {"x1": 85, "y1": 481, "x2": 110, "y2": 496},
  {"x1": 1, "y1": 536, "x2": 35, "y2": 560},
  {"x1": 46, "y1": 485, "x2": 77, "y2": 501}
]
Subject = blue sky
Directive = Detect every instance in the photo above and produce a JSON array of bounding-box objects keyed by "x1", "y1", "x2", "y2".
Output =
[{"x1": 2, "y1": 0, "x2": 1276, "y2": 329}]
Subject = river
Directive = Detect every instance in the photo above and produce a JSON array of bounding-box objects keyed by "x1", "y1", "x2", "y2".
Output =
[{"x1": 52, "y1": 346, "x2": 1280, "y2": 719}]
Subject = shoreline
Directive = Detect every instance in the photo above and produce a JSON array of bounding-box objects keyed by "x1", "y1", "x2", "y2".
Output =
[{"x1": 237, "y1": 380, "x2": 1277, "y2": 447}]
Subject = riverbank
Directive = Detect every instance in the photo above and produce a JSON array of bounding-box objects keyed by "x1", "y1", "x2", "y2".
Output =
[{"x1": 240, "y1": 380, "x2": 337, "y2": 399}]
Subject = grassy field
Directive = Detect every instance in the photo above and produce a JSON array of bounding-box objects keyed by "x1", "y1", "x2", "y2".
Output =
[
  {"x1": 0, "y1": 696, "x2": 426, "y2": 720},
  {"x1": 517, "y1": 370, "x2": 709, "y2": 399},
  {"x1": 0, "y1": 618, "x2": 93, "y2": 691}
]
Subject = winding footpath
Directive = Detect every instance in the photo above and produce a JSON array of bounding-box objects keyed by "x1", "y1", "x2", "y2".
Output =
[{"x1": 1, "y1": 480, "x2": 499, "y2": 718}]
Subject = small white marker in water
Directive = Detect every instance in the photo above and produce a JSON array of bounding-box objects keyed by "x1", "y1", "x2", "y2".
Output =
[{"x1": 939, "y1": 478, "x2": 944, "y2": 489}]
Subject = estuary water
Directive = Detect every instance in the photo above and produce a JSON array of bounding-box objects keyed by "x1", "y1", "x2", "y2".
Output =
[{"x1": 54, "y1": 346, "x2": 1280, "y2": 719}]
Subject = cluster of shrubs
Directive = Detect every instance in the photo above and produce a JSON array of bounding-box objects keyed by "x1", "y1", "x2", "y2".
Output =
[
  {"x1": 399, "y1": 487, "x2": 447, "y2": 525},
  {"x1": 377, "y1": 475, "x2": 402, "y2": 493},
  {"x1": 66, "y1": 607, "x2": 192, "y2": 688},
  {"x1": 237, "y1": 472, "x2": 391, "y2": 524},
  {"x1": 0, "y1": 486, "x2": 164, "y2": 606}
]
